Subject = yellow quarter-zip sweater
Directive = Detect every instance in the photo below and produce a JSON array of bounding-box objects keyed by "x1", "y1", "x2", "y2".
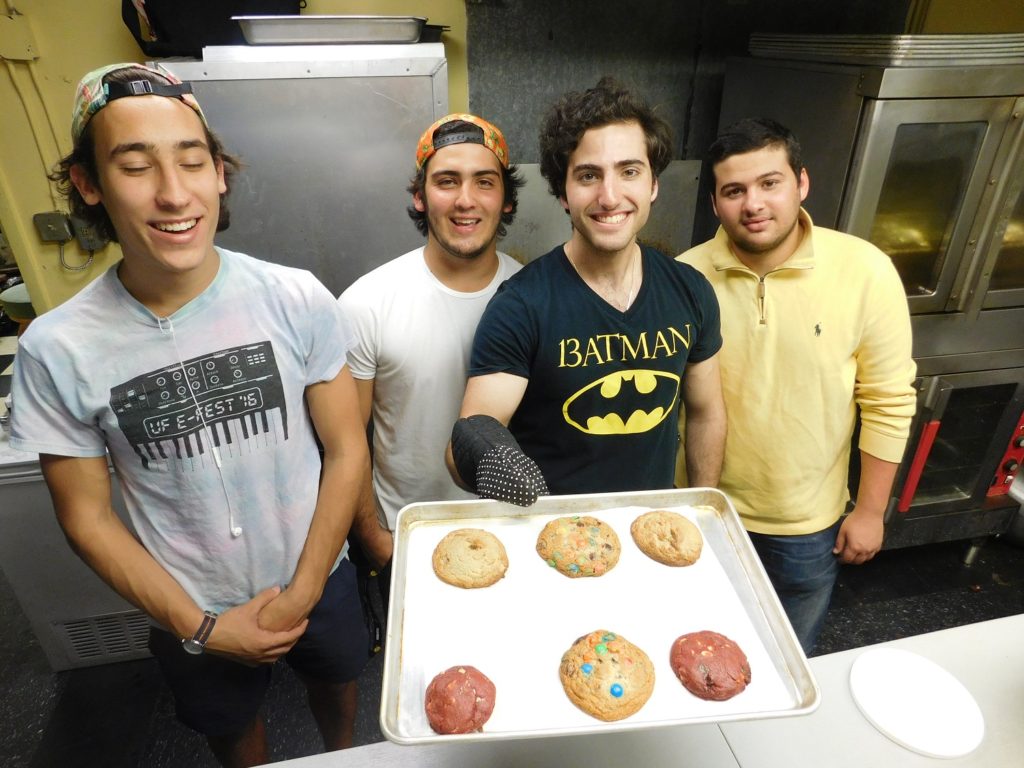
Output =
[{"x1": 678, "y1": 210, "x2": 917, "y2": 535}]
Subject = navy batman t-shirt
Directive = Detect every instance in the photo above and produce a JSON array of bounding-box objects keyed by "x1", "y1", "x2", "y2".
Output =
[{"x1": 469, "y1": 244, "x2": 722, "y2": 494}]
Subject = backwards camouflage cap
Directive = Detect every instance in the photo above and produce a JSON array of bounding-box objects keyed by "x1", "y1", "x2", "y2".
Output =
[
  {"x1": 71, "y1": 62, "x2": 209, "y2": 144},
  {"x1": 416, "y1": 113, "x2": 510, "y2": 170}
]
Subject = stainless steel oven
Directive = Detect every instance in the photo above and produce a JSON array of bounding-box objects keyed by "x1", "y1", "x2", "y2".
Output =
[
  {"x1": 713, "y1": 34, "x2": 1024, "y2": 549},
  {"x1": 886, "y1": 368, "x2": 1024, "y2": 547}
]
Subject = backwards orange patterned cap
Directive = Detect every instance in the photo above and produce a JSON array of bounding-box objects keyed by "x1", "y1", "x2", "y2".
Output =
[{"x1": 415, "y1": 113, "x2": 510, "y2": 170}]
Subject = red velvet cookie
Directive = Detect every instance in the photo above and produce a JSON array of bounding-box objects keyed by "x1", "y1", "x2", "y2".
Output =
[
  {"x1": 424, "y1": 665, "x2": 497, "y2": 734},
  {"x1": 670, "y1": 630, "x2": 751, "y2": 701}
]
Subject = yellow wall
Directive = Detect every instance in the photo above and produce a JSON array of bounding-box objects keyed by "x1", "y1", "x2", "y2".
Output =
[
  {"x1": 5, "y1": 1, "x2": 1022, "y2": 313},
  {"x1": 0, "y1": 0, "x2": 141, "y2": 313},
  {"x1": 908, "y1": 0, "x2": 1024, "y2": 32},
  {"x1": 0, "y1": 0, "x2": 466, "y2": 315},
  {"x1": 307, "y1": 0, "x2": 467, "y2": 110}
]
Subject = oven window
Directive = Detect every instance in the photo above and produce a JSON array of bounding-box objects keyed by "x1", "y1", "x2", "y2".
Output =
[
  {"x1": 915, "y1": 382, "x2": 1017, "y2": 504},
  {"x1": 988, "y1": 185, "x2": 1024, "y2": 291},
  {"x1": 869, "y1": 122, "x2": 986, "y2": 297}
]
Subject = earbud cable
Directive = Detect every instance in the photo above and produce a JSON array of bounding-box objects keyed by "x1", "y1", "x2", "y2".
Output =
[{"x1": 158, "y1": 316, "x2": 242, "y2": 538}]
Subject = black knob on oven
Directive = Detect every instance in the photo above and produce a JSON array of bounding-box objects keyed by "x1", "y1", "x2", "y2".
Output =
[
  {"x1": 1004, "y1": 459, "x2": 1020, "y2": 473},
  {"x1": 1014, "y1": 435, "x2": 1024, "y2": 449}
]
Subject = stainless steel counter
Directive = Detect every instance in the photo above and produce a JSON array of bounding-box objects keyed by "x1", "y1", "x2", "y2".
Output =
[
  {"x1": 260, "y1": 614, "x2": 1024, "y2": 767},
  {"x1": 261, "y1": 719, "x2": 739, "y2": 768},
  {"x1": 721, "y1": 613, "x2": 1023, "y2": 767}
]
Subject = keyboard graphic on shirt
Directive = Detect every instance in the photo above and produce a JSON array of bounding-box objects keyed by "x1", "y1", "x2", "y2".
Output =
[{"x1": 109, "y1": 341, "x2": 287, "y2": 470}]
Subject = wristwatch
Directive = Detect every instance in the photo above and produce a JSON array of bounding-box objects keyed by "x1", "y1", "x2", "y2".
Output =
[{"x1": 181, "y1": 610, "x2": 218, "y2": 655}]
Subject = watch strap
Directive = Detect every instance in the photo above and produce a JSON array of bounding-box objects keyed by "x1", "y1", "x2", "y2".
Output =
[{"x1": 184, "y1": 610, "x2": 217, "y2": 651}]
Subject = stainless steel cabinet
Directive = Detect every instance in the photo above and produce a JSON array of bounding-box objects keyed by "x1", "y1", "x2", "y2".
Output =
[
  {"x1": 163, "y1": 44, "x2": 448, "y2": 298},
  {"x1": 0, "y1": 459, "x2": 148, "y2": 670},
  {"x1": 840, "y1": 96, "x2": 1019, "y2": 314},
  {"x1": 981, "y1": 145, "x2": 1024, "y2": 309}
]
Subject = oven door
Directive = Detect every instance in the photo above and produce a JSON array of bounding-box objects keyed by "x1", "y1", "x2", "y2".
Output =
[
  {"x1": 884, "y1": 367, "x2": 1024, "y2": 548},
  {"x1": 840, "y1": 96, "x2": 1018, "y2": 314},
  {"x1": 979, "y1": 102, "x2": 1024, "y2": 311}
]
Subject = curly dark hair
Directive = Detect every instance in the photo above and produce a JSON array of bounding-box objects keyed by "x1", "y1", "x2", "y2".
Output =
[
  {"x1": 538, "y1": 76, "x2": 674, "y2": 201},
  {"x1": 49, "y1": 66, "x2": 241, "y2": 244},
  {"x1": 406, "y1": 119, "x2": 525, "y2": 238},
  {"x1": 708, "y1": 117, "x2": 803, "y2": 180}
]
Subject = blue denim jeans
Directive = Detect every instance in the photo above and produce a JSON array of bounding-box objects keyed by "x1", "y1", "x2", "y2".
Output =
[{"x1": 747, "y1": 520, "x2": 841, "y2": 656}]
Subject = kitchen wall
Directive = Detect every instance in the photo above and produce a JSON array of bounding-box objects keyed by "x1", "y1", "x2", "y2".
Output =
[
  {"x1": 2, "y1": 0, "x2": 1023, "y2": 314},
  {"x1": 465, "y1": 0, "x2": 914, "y2": 165},
  {"x1": 0, "y1": 0, "x2": 465, "y2": 315},
  {"x1": 306, "y1": 1, "x2": 467, "y2": 109},
  {"x1": 0, "y1": 0, "x2": 139, "y2": 314},
  {"x1": 909, "y1": 0, "x2": 1024, "y2": 33}
]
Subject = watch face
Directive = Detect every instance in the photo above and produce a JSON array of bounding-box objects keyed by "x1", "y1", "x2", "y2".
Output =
[{"x1": 182, "y1": 638, "x2": 205, "y2": 655}]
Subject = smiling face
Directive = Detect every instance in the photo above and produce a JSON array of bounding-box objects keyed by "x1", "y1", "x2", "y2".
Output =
[
  {"x1": 560, "y1": 121, "x2": 658, "y2": 260},
  {"x1": 711, "y1": 144, "x2": 809, "y2": 273},
  {"x1": 70, "y1": 95, "x2": 226, "y2": 295},
  {"x1": 413, "y1": 142, "x2": 510, "y2": 264}
]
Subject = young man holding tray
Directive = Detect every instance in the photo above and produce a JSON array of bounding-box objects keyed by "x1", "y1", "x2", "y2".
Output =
[{"x1": 447, "y1": 77, "x2": 726, "y2": 504}]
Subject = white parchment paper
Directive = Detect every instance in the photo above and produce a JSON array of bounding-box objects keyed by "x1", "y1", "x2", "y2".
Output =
[{"x1": 381, "y1": 492, "x2": 815, "y2": 743}]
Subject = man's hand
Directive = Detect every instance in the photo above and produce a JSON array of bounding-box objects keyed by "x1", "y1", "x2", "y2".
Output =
[
  {"x1": 257, "y1": 582, "x2": 320, "y2": 634},
  {"x1": 451, "y1": 415, "x2": 549, "y2": 506},
  {"x1": 833, "y1": 506, "x2": 884, "y2": 565},
  {"x1": 834, "y1": 452, "x2": 898, "y2": 565},
  {"x1": 207, "y1": 587, "x2": 308, "y2": 664}
]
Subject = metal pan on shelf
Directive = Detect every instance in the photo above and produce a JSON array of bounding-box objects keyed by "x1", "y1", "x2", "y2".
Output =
[{"x1": 232, "y1": 15, "x2": 426, "y2": 45}]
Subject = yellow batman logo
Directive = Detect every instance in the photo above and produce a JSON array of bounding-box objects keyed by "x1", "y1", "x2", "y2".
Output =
[{"x1": 562, "y1": 369, "x2": 680, "y2": 435}]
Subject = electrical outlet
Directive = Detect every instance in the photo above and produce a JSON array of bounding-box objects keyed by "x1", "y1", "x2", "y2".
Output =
[
  {"x1": 32, "y1": 212, "x2": 73, "y2": 243},
  {"x1": 70, "y1": 216, "x2": 108, "y2": 252}
]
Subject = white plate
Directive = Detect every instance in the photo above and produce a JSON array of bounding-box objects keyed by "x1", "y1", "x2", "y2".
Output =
[{"x1": 849, "y1": 647, "x2": 984, "y2": 758}]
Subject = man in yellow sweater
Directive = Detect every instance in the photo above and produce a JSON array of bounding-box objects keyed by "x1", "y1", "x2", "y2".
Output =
[{"x1": 678, "y1": 117, "x2": 917, "y2": 654}]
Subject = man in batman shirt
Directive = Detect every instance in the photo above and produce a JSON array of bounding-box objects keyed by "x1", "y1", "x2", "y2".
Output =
[{"x1": 447, "y1": 78, "x2": 726, "y2": 499}]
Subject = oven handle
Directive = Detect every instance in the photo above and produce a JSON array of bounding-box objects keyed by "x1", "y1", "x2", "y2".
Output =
[{"x1": 896, "y1": 419, "x2": 942, "y2": 513}]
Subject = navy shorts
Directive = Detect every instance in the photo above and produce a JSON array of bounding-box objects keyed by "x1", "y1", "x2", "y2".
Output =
[{"x1": 149, "y1": 558, "x2": 369, "y2": 737}]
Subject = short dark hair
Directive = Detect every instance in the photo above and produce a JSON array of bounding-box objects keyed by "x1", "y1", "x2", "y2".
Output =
[
  {"x1": 49, "y1": 66, "x2": 241, "y2": 244},
  {"x1": 406, "y1": 119, "x2": 524, "y2": 238},
  {"x1": 538, "y1": 76, "x2": 674, "y2": 201},
  {"x1": 708, "y1": 117, "x2": 803, "y2": 181}
]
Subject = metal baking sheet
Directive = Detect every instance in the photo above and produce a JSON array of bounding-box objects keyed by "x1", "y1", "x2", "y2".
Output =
[
  {"x1": 380, "y1": 488, "x2": 819, "y2": 744},
  {"x1": 233, "y1": 15, "x2": 425, "y2": 45}
]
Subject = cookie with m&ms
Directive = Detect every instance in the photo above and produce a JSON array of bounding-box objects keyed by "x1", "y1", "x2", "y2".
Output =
[
  {"x1": 536, "y1": 516, "x2": 620, "y2": 578},
  {"x1": 559, "y1": 630, "x2": 655, "y2": 721}
]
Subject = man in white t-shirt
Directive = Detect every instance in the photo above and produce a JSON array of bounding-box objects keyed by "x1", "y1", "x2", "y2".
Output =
[{"x1": 340, "y1": 114, "x2": 524, "y2": 581}]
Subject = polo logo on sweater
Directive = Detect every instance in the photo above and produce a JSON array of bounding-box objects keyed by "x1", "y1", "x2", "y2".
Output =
[{"x1": 815, "y1": 323, "x2": 822, "y2": 337}]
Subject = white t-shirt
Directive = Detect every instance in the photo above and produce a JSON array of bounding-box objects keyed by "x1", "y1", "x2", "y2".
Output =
[
  {"x1": 339, "y1": 247, "x2": 521, "y2": 528},
  {"x1": 11, "y1": 248, "x2": 353, "y2": 614}
]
